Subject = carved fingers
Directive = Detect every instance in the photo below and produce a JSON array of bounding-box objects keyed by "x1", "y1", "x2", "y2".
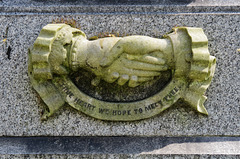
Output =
[
  {"x1": 98, "y1": 53, "x2": 168, "y2": 87},
  {"x1": 127, "y1": 54, "x2": 165, "y2": 65},
  {"x1": 89, "y1": 36, "x2": 170, "y2": 87},
  {"x1": 100, "y1": 40, "x2": 124, "y2": 67},
  {"x1": 100, "y1": 36, "x2": 168, "y2": 67},
  {"x1": 121, "y1": 58, "x2": 167, "y2": 71}
]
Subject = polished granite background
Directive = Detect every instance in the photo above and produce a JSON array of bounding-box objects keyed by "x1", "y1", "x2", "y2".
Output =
[
  {"x1": 0, "y1": 12, "x2": 239, "y2": 136},
  {"x1": 0, "y1": 0, "x2": 239, "y2": 138},
  {"x1": 0, "y1": 0, "x2": 239, "y2": 157}
]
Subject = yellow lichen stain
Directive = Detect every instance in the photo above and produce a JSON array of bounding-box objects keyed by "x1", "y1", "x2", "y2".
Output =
[
  {"x1": 89, "y1": 31, "x2": 130, "y2": 40},
  {"x1": 52, "y1": 18, "x2": 131, "y2": 40},
  {"x1": 52, "y1": 17, "x2": 81, "y2": 29},
  {"x1": 0, "y1": 38, "x2": 7, "y2": 46}
]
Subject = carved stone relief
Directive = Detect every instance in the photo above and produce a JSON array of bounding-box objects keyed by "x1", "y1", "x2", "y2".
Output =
[{"x1": 28, "y1": 24, "x2": 216, "y2": 121}]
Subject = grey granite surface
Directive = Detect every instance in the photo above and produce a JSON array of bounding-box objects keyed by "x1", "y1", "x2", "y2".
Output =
[
  {"x1": 1, "y1": 0, "x2": 240, "y2": 6},
  {"x1": 0, "y1": 137, "x2": 239, "y2": 155},
  {"x1": 0, "y1": 0, "x2": 240, "y2": 15},
  {"x1": 1, "y1": 155, "x2": 240, "y2": 159},
  {"x1": 1, "y1": 0, "x2": 194, "y2": 5},
  {"x1": 1, "y1": 6, "x2": 240, "y2": 15},
  {"x1": 0, "y1": 12, "x2": 239, "y2": 136}
]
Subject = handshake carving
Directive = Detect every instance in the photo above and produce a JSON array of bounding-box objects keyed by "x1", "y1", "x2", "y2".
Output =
[
  {"x1": 63, "y1": 26, "x2": 174, "y2": 87},
  {"x1": 29, "y1": 24, "x2": 216, "y2": 119},
  {"x1": 30, "y1": 24, "x2": 213, "y2": 89}
]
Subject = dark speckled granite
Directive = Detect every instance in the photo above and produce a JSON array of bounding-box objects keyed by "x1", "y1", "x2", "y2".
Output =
[
  {"x1": 0, "y1": 13, "x2": 239, "y2": 136},
  {"x1": 0, "y1": 0, "x2": 239, "y2": 157}
]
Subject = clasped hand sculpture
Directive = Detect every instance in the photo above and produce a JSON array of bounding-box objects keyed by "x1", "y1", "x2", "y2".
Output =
[
  {"x1": 32, "y1": 24, "x2": 173, "y2": 87},
  {"x1": 29, "y1": 24, "x2": 216, "y2": 120}
]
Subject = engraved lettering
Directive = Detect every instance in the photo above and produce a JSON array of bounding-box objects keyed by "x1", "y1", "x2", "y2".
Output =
[
  {"x1": 74, "y1": 98, "x2": 83, "y2": 105},
  {"x1": 73, "y1": 97, "x2": 96, "y2": 111},
  {"x1": 157, "y1": 100, "x2": 163, "y2": 106},
  {"x1": 113, "y1": 110, "x2": 117, "y2": 116},
  {"x1": 99, "y1": 108, "x2": 109, "y2": 114},
  {"x1": 134, "y1": 109, "x2": 138, "y2": 114},
  {"x1": 30, "y1": 24, "x2": 216, "y2": 121},
  {"x1": 163, "y1": 87, "x2": 179, "y2": 101},
  {"x1": 118, "y1": 111, "x2": 121, "y2": 115},
  {"x1": 134, "y1": 108, "x2": 143, "y2": 114},
  {"x1": 87, "y1": 103, "x2": 96, "y2": 111},
  {"x1": 112, "y1": 110, "x2": 132, "y2": 115},
  {"x1": 145, "y1": 103, "x2": 157, "y2": 111}
]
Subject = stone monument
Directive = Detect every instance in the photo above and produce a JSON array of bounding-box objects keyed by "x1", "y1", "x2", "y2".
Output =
[
  {"x1": 28, "y1": 24, "x2": 216, "y2": 121},
  {"x1": 0, "y1": 0, "x2": 239, "y2": 158}
]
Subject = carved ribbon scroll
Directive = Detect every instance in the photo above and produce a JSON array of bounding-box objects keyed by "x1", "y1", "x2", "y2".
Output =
[{"x1": 28, "y1": 24, "x2": 216, "y2": 121}]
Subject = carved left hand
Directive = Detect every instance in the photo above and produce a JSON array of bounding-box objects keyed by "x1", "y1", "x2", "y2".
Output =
[{"x1": 92, "y1": 51, "x2": 168, "y2": 87}]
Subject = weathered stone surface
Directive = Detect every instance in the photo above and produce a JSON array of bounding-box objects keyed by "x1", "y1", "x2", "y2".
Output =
[
  {"x1": 1, "y1": 0, "x2": 240, "y2": 6},
  {"x1": 28, "y1": 23, "x2": 215, "y2": 120},
  {"x1": 1, "y1": 154, "x2": 240, "y2": 159},
  {"x1": 0, "y1": 137, "x2": 239, "y2": 155},
  {"x1": 0, "y1": 13, "x2": 239, "y2": 136},
  {"x1": 1, "y1": 1, "x2": 240, "y2": 14},
  {"x1": 0, "y1": 0, "x2": 239, "y2": 137}
]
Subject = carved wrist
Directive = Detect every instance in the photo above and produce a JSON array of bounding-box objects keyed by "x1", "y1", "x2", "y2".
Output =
[{"x1": 70, "y1": 36, "x2": 88, "y2": 71}]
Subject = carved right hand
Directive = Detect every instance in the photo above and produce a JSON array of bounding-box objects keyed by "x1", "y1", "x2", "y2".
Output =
[
  {"x1": 93, "y1": 52, "x2": 168, "y2": 87},
  {"x1": 76, "y1": 36, "x2": 172, "y2": 87},
  {"x1": 99, "y1": 36, "x2": 171, "y2": 67}
]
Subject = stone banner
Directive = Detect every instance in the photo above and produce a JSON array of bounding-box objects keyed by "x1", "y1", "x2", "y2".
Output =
[{"x1": 0, "y1": 0, "x2": 239, "y2": 157}]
